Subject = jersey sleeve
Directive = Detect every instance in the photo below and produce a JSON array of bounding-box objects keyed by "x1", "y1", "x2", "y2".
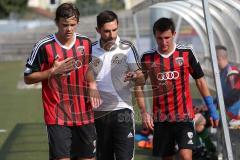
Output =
[
  {"x1": 140, "y1": 54, "x2": 147, "y2": 73},
  {"x1": 126, "y1": 44, "x2": 141, "y2": 71},
  {"x1": 24, "y1": 42, "x2": 45, "y2": 76},
  {"x1": 140, "y1": 54, "x2": 150, "y2": 82},
  {"x1": 88, "y1": 39, "x2": 92, "y2": 63},
  {"x1": 189, "y1": 48, "x2": 204, "y2": 79}
]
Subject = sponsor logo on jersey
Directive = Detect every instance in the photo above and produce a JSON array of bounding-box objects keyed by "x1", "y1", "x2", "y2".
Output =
[
  {"x1": 93, "y1": 58, "x2": 101, "y2": 67},
  {"x1": 24, "y1": 67, "x2": 32, "y2": 74},
  {"x1": 157, "y1": 71, "x2": 180, "y2": 81},
  {"x1": 187, "y1": 132, "x2": 194, "y2": 144},
  {"x1": 127, "y1": 132, "x2": 134, "y2": 138},
  {"x1": 112, "y1": 56, "x2": 122, "y2": 64}
]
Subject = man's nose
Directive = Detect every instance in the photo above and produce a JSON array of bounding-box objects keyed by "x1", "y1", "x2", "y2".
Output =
[
  {"x1": 67, "y1": 26, "x2": 72, "y2": 31},
  {"x1": 109, "y1": 31, "x2": 114, "y2": 38},
  {"x1": 163, "y1": 39, "x2": 168, "y2": 44}
]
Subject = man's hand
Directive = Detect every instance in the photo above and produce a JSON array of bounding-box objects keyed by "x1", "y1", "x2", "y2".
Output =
[
  {"x1": 51, "y1": 57, "x2": 75, "y2": 76},
  {"x1": 124, "y1": 71, "x2": 137, "y2": 82},
  {"x1": 208, "y1": 103, "x2": 219, "y2": 128},
  {"x1": 141, "y1": 112, "x2": 154, "y2": 131},
  {"x1": 204, "y1": 96, "x2": 219, "y2": 128},
  {"x1": 88, "y1": 83, "x2": 102, "y2": 109}
]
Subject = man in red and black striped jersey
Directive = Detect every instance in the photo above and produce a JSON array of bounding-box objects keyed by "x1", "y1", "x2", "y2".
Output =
[
  {"x1": 139, "y1": 18, "x2": 219, "y2": 160},
  {"x1": 24, "y1": 3, "x2": 101, "y2": 160}
]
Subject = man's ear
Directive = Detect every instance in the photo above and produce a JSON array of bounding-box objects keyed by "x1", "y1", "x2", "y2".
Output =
[
  {"x1": 96, "y1": 27, "x2": 100, "y2": 34},
  {"x1": 173, "y1": 31, "x2": 176, "y2": 36}
]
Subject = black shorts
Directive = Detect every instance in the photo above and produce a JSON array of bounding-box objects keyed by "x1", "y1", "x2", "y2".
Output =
[
  {"x1": 47, "y1": 124, "x2": 96, "y2": 160},
  {"x1": 94, "y1": 108, "x2": 134, "y2": 160},
  {"x1": 153, "y1": 121, "x2": 195, "y2": 157}
]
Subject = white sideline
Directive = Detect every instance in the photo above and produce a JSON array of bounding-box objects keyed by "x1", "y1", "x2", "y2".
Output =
[{"x1": 0, "y1": 129, "x2": 7, "y2": 133}]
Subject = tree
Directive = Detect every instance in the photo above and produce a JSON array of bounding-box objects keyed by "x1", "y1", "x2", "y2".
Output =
[{"x1": 0, "y1": 0, "x2": 28, "y2": 19}]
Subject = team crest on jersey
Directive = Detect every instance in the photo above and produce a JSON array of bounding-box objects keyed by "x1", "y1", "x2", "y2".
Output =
[
  {"x1": 77, "y1": 46, "x2": 85, "y2": 55},
  {"x1": 175, "y1": 57, "x2": 184, "y2": 66}
]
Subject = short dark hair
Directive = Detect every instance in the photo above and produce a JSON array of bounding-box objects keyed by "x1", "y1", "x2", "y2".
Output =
[
  {"x1": 55, "y1": 3, "x2": 80, "y2": 23},
  {"x1": 153, "y1": 18, "x2": 175, "y2": 35},
  {"x1": 215, "y1": 45, "x2": 227, "y2": 51},
  {"x1": 97, "y1": 10, "x2": 118, "y2": 28}
]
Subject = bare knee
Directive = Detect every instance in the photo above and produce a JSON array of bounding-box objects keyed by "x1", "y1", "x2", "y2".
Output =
[
  {"x1": 179, "y1": 149, "x2": 192, "y2": 160},
  {"x1": 180, "y1": 155, "x2": 192, "y2": 160}
]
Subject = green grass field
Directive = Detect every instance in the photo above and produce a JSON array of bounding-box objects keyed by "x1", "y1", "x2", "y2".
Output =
[
  {"x1": 2, "y1": 61, "x2": 219, "y2": 160},
  {"x1": 1, "y1": 61, "x2": 238, "y2": 159},
  {"x1": 0, "y1": 61, "x2": 46, "y2": 160},
  {"x1": 0, "y1": 61, "x2": 154, "y2": 160}
]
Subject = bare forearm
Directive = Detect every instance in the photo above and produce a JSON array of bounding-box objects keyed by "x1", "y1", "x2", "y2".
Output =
[
  {"x1": 135, "y1": 85, "x2": 154, "y2": 130},
  {"x1": 135, "y1": 70, "x2": 146, "y2": 86},
  {"x1": 134, "y1": 86, "x2": 147, "y2": 113},
  {"x1": 24, "y1": 57, "x2": 76, "y2": 84},
  {"x1": 86, "y1": 68, "x2": 102, "y2": 108},
  {"x1": 195, "y1": 77, "x2": 211, "y2": 97},
  {"x1": 196, "y1": 77, "x2": 219, "y2": 127},
  {"x1": 86, "y1": 68, "x2": 98, "y2": 91},
  {"x1": 24, "y1": 68, "x2": 53, "y2": 84},
  {"x1": 86, "y1": 68, "x2": 95, "y2": 82}
]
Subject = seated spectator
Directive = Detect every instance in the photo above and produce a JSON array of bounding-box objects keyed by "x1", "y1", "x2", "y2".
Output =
[
  {"x1": 192, "y1": 100, "x2": 218, "y2": 160},
  {"x1": 216, "y1": 45, "x2": 240, "y2": 127}
]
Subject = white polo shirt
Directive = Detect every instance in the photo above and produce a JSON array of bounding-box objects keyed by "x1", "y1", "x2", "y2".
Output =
[{"x1": 91, "y1": 36, "x2": 140, "y2": 111}]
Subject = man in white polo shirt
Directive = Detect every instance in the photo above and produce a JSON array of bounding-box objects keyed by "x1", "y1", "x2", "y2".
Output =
[{"x1": 91, "y1": 10, "x2": 150, "y2": 160}]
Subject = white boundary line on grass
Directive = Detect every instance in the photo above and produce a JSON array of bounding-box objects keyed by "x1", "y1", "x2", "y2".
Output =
[{"x1": 0, "y1": 129, "x2": 7, "y2": 133}]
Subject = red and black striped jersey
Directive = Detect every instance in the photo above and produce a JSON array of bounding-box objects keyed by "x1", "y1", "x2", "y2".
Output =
[
  {"x1": 24, "y1": 33, "x2": 94, "y2": 126},
  {"x1": 141, "y1": 44, "x2": 204, "y2": 122}
]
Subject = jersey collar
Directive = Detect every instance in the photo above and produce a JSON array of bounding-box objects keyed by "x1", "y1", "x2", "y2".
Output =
[
  {"x1": 157, "y1": 43, "x2": 176, "y2": 58},
  {"x1": 54, "y1": 33, "x2": 76, "y2": 50}
]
